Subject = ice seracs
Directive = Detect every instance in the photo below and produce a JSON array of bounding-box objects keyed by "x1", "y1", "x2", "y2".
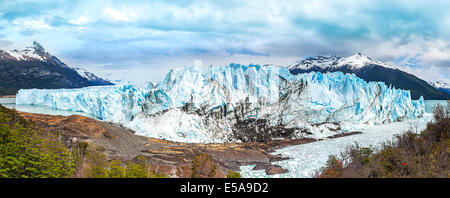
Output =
[{"x1": 16, "y1": 64, "x2": 425, "y2": 143}]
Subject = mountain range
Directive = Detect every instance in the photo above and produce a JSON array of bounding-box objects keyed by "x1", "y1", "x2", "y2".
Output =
[
  {"x1": 0, "y1": 41, "x2": 113, "y2": 95},
  {"x1": 428, "y1": 81, "x2": 450, "y2": 94},
  {"x1": 2, "y1": 42, "x2": 448, "y2": 100},
  {"x1": 288, "y1": 53, "x2": 450, "y2": 100}
]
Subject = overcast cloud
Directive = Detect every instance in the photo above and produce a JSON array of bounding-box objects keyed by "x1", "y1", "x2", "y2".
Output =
[{"x1": 1, "y1": 0, "x2": 449, "y2": 83}]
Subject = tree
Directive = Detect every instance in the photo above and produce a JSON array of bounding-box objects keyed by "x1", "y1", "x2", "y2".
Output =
[
  {"x1": 191, "y1": 153, "x2": 218, "y2": 178},
  {"x1": 0, "y1": 105, "x2": 75, "y2": 178},
  {"x1": 108, "y1": 159, "x2": 126, "y2": 178},
  {"x1": 72, "y1": 142, "x2": 89, "y2": 173},
  {"x1": 84, "y1": 148, "x2": 108, "y2": 178},
  {"x1": 125, "y1": 156, "x2": 149, "y2": 178}
]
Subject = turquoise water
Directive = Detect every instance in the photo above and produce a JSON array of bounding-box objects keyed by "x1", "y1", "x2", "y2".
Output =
[
  {"x1": 424, "y1": 100, "x2": 448, "y2": 113},
  {"x1": 1, "y1": 101, "x2": 99, "y2": 120},
  {"x1": 0, "y1": 98, "x2": 15, "y2": 104}
]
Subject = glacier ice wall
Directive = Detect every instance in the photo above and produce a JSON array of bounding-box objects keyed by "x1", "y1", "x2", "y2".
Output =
[
  {"x1": 16, "y1": 64, "x2": 425, "y2": 143},
  {"x1": 16, "y1": 84, "x2": 147, "y2": 123}
]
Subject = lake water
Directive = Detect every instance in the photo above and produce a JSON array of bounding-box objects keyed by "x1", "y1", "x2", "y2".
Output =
[
  {"x1": 424, "y1": 100, "x2": 449, "y2": 113},
  {"x1": 0, "y1": 98, "x2": 99, "y2": 119},
  {"x1": 0, "y1": 98, "x2": 15, "y2": 104}
]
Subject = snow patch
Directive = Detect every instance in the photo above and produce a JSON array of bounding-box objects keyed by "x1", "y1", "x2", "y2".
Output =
[
  {"x1": 289, "y1": 53, "x2": 396, "y2": 70},
  {"x1": 3, "y1": 42, "x2": 46, "y2": 61},
  {"x1": 428, "y1": 81, "x2": 450, "y2": 89}
]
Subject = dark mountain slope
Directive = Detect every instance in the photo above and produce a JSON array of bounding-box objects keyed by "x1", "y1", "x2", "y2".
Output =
[
  {"x1": 0, "y1": 42, "x2": 113, "y2": 95},
  {"x1": 289, "y1": 54, "x2": 450, "y2": 100}
]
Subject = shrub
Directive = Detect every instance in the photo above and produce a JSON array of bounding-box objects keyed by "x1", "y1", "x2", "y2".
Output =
[
  {"x1": 226, "y1": 170, "x2": 242, "y2": 178},
  {"x1": 84, "y1": 148, "x2": 108, "y2": 178},
  {"x1": 317, "y1": 155, "x2": 344, "y2": 178},
  {"x1": 72, "y1": 142, "x2": 89, "y2": 172},
  {"x1": 316, "y1": 103, "x2": 449, "y2": 178},
  {"x1": 108, "y1": 159, "x2": 126, "y2": 178},
  {"x1": 191, "y1": 153, "x2": 218, "y2": 178},
  {"x1": 125, "y1": 162, "x2": 148, "y2": 178}
]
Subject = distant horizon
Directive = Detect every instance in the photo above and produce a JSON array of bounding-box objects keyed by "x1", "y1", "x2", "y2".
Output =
[
  {"x1": 6, "y1": 41, "x2": 445, "y2": 86},
  {"x1": 1, "y1": 0, "x2": 449, "y2": 84}
]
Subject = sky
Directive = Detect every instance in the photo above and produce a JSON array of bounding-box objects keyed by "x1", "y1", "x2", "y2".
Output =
[{"x1": 0, "y1": 0, "x2": 449, "y2": 84}]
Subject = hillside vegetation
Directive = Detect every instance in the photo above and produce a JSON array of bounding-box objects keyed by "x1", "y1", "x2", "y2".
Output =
[
  {"x1": 316, "y1": 102, "x2": 449, "y2": 178},
  {"x1": 0, "y1": 104, "x2": 165, "y2": 178},
  {"x1": 0, "y1": 105, "x2": 74, "y2": 177}
]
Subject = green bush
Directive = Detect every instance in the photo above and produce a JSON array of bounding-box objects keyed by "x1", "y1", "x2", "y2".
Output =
[
  {"x1": 0, "y1": 105, "x2": 75, "y2": 178},
  {"x1": 125, "y1": 162, "x2": 148, "y2": 178},
  {"x1": 226, "y1": 170, "x2": 242, "y2": 178},
  {"x1": 85, "y1": 148, "x2": 108, "y2": 178},
  {"x1": 108, "y1": 159, "x2": 126, "y2": 178}
]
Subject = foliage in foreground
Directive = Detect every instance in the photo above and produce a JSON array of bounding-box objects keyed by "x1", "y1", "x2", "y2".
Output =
[
  {"x1": 317, "y1": 103, "x2": 449, "y2": 178},
  {"x1": 84, "y1": 150, "x2": 167, "y2": 178},
  {"x1": 0, "y1": 105, "x2": 75, "y2": 178},
  {"x1": 0, "y1": 104, "x2": 167, "y2": 178}
]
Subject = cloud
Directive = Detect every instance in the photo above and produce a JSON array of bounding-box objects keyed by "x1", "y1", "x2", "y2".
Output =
[
  {"x1": 0, "y1": 0, "x2": 79, "y2": 21},
  {"x1": 18, "y1": 19, "x2": 52, "y2": 30},
  {"x1": 226, "y1": 48, "x2": 269, "y2": 57},
  {"x1": 0, "y1": 39, "x2": 12, "y2": 48},
  {"x1": 0, "y1": 0, "x2": 449, "y2": 83},
  {"x1": 46, "y1": 16, "x2": 74, "y2": 27},
  {"x1": 69, "y1": 16, "x2": 89, "y2": 25},
  {"x1": 103, "y1": 7, "x2": 136, "y2": 22}
]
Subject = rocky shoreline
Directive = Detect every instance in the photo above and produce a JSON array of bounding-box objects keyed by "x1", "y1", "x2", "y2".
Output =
[
  {"x1": 0, "y1": 95, "x2": 15, "y2": 98},
  {"x1": 17, "y1": 111, "x2": 362, "y2": 177}
]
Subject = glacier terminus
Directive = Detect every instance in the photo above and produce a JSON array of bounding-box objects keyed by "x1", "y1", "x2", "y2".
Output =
[{"x1": 16, "y1": 64, "x2": 425, "y2": 143}]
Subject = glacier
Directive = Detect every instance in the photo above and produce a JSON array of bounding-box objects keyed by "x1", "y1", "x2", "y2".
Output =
[
  {"x1": 16, "y1": 64, "x2": 425, "y2": 143},
  {"x1": 16, "y1": 84, "x2": 148, "y2": 123}
]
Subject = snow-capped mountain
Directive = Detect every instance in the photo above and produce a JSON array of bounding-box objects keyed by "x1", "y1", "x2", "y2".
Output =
[
  {"x1": 289, "y1": 53, "x2": 450, "y2": 100},
  {"x1": 1, "y1": 41, "x2": 71, "y2": 68},
  {"x1": 428, "y1": 81, "x2": 450, "y2": 94},
  {"x1": 16, "y1": 64, "x2": 425, "y2": 143},
  {"x1": 289, "y1": 53, "x2": 395, "y2": 70},
  {"x1": 288, "y1": 55, "x2": 339, "y2": 70},
  {"x1": 0, "y1": 41, "x2": 113, "y2": 95},
  {"x1": 1, "y1": 42, "x2": 49, "y2": 62},
  {"x1": 73, "y1": 67, "x2": 114, "y2": 86}
]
